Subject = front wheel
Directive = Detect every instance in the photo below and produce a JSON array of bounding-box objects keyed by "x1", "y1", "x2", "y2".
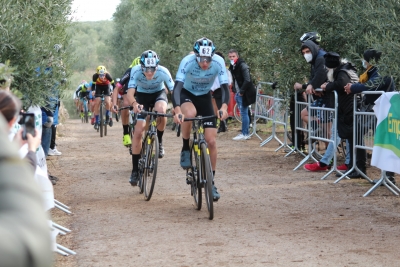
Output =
[
  {"x1": 143, "y1": 134, "x2": 159, "y2": 201},
  {"x1": 189, "y1": 140, "x2": 202, "y2": 210},
  {"x1": 200, "y1": 142, "x2": 213, "y2": 220},
  {"x1": 100, "y1": 103, "x2": 104, "y2": 137}
]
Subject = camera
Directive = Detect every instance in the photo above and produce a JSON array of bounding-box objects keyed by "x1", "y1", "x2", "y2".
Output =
[{"x1": 19, "y1": 113, "x2": 36, "y2": 140}]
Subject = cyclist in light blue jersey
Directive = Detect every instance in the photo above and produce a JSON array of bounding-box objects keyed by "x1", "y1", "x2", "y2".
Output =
[
  {"x1": 126, "y1": 50, "x2": 174, "y2": 186},
  {"x1": 172, "y1": 37, "x2": 230, "y2": 201}
]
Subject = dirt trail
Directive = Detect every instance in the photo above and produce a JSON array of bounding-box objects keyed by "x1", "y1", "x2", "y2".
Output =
[{"x1": 51, "y1": 119, "x2": 400, "y2": 267}]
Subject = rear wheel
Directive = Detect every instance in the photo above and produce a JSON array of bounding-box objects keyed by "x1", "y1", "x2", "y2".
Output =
[
  {"x1": 144, "y1": 134, "x2": 159, "y2": 201},
  {"x1": 200, "y1": 143, "x2": 213, "y2": 220},
  {"x1": 138, "y1": 139, "x2": 146, "y2": 194}
]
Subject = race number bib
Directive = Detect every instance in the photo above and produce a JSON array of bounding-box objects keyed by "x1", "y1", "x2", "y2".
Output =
[
  {"x1": 144, "y1": 58, "x2": 157, "y2": 67},
  {"x1": 199, "y1": 46, "x2": 212, "y2": 57}
]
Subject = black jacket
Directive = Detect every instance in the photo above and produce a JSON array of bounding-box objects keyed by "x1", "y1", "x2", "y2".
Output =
[
  {"x1": 229, "y1": 58, "x2": 256, "y2": 106},
  {"x1": 325, "y1": 62, "x2": 359, "y2": 139}
]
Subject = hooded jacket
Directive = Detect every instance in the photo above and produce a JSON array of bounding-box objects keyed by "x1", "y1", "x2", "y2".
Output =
[{"x1": 300, "y1": 40, "x2": 327, "y2": 90}]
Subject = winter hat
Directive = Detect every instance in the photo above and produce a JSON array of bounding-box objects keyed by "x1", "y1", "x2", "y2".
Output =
[
  {"x1": 324, "y1": 52, "x2": 341, "y2": 68},
  {"x1": 363, "y1": 49, "x2": 382, "y2": 63}
]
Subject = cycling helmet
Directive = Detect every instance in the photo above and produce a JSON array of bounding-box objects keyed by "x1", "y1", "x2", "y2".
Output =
[
  {"x1": 130, "y1": 57, "x2": 141, "y2": 68},
  {"x1": 193, "y1": 37, "x2": 215, "y2": 57},
  {"x1": 83, "y1": 82, "x2": 90, "y2": 88},
  {"x1": 299, "y1": 32, "x2": 321, "y2": 45},
  {"x1": 96, "y1": 65, "x2": 106, "y2": 75},
  {"x1": 140, "y1": 50, "x2": 160, "y2": 68}
]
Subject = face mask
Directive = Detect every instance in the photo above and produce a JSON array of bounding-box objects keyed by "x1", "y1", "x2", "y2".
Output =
[
  {"x1": 362, "y1": 60, "x2": 367, "y2": 69},
  {"x1": 230, "y1": 59, "x2": 235, "y2": 65},
  {"x1": 304, "y1": 53, "x2": 313, "y2": 63}
]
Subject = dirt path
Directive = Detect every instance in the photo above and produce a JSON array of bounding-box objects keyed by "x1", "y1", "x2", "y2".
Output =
[{"x1": 51, "y1": 119, "x2": 400, "y2": 267}]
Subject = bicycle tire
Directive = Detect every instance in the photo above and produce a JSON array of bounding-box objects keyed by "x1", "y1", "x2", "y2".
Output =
[
  {"x1": 100, "y1": 102, "x2": 104, "y2": 137},
  {"x1": 200, "y1": 142, "x2": 213, "y2": 220},
  {"x1": 144, "y1": 134, "x2": 159, "y2": 201},
  {"x1": 188, "y1": 140, "x2": 202, "y2": 210},
  {"x1": 84, "y1": 100, "x2": 89, "y2": 123},
  {"x1": 234, "y1": 103, "x2": 241, "y2": 123},
  {"x1": 138, "y1": 139, "x2": 146, "y2": 194}
]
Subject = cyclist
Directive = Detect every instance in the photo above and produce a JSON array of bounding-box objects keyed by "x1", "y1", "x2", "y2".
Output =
[
  {"x1": 126, "y1": 51, "x2": 174, "y2": 186},
  {"x1": 172, "y1": 37, "x2": 229, "y2": 201},
  {"x1": 112, "y1": 57, "x2": 141, "y2": 147},
  {"x1": 92, "y1": 65, "x2": 115, "y2": 130},
  {"x1": 75, "y1": 82, "x2": 92, "y2": 119}
]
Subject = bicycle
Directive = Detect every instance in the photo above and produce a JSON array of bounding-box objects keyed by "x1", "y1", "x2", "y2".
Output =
[
  {"x1": 120, "y1": 106, "x2": 173, "y2": 200},
  {"x1": 177, "y1": 113, "x2": 218, "y2": 220},
  {"x1": 80, "y1": 97, "x2": 89, "y2": 123},
  {"x1": 98, "y1": 94, "x2": 107, "y2": 137}
]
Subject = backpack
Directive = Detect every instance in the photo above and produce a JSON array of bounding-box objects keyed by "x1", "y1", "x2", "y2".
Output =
[{"x1": 364, "y1": 76, "x2": 395, "y2": 105}]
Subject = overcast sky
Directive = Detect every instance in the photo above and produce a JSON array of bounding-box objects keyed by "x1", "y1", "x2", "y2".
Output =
[{"x1": 70, "y1": 0, "x2": 121, "y2": 21}]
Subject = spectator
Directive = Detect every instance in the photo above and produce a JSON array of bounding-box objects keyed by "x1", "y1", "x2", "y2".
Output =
[
  {"x1": 293, "y1": 38, "x2": 328, "y2": 151},
  {"x1": 344, "y1": 48, "x2": 396, "y2": 183},
  {"x1": 48, "y1": 100, "x2": 62, "y2": 156},
  {"x1": 0, "y1": 86, "x2": 42, "y2": 171},
  {"x1": 0, "y1": 113, "x2": 53, "y2": 267},
  {"x1": 320, "y1": 52, "x2": 362, "y2": 178},
  {"x1": 229, "y1": 49, "x2": 256, "y2": 140}
]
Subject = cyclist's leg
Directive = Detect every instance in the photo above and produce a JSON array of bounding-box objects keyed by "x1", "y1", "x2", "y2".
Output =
[{"x1": 154, "y1": 92, "x2": 168, "y2": 158}]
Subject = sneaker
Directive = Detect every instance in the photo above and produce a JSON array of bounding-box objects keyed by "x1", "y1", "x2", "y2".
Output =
[
  {"x1": 232, "y1": 133, "x2": 250, "y2": 140},
  {"x1": 48, "y1": 175, "x2": 59, "y2": 181},
  {"x1": 91, "y1": 117, "x2": 95, "y2": 125},
  {"x1": 94, "y1": 123, "x2": 99, "y2": 130},
  {"x1": 123, "y1": 134, "x2": 132, "y2": 146},
  {"x1": 129, "y1": 171, "x2": 139, "y2": 186},
  {"x1": 109, "y1": 118, "x2": 113, "y2": 127},
  {"x1": 346, "y1": 170, "x2": 363, "y2": 179},
  {"x1": 337, "y1": 163, "x2": 348, "y2": 171},
  {"x1": 304, "y1": 162, "x2": 328, "y2": 172},
  {"x1": 212, "y1": 185, "x2": 220, "y2": 201},
  {"x1": 48, "y1": 148, "x2": 62, "y2": 156},
  {"x1": 158, "y1": 143, "x2": 165, "y2": 158},
  {"x1": 284, "y1": 145, "x2": 295, "y2": 153},
  {"x1": 180, "y1": 150, "x2": 191, "y2": 169}
]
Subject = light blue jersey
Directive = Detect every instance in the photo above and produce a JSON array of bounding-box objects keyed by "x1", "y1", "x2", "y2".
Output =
[
  {"x1": 175, "y1": 54, "x2": 228, "y2": 96},
  {"x1": 127, "y1": 65, "x2": 174, "y2": 94}
]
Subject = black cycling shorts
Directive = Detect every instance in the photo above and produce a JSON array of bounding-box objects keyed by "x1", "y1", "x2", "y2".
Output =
[
  {"x1": 95, "y1": 84, "x2": 111, "y2": 97},
  {"x1": 180, "y1": 89, "x2": 216, "y2": 128},
  {"x1": 136, "y1": 90, "x2": 168, "y2": 120}
]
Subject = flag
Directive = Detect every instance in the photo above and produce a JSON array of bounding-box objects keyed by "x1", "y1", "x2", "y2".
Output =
[{"x1": 371, "y1": 92, "x2": 400, "y2": 174}]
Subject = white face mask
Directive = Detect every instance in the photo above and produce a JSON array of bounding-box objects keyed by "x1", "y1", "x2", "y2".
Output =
[
  {"x1": 362, "y1": 60, "x2": 368, "y2": 69},
  {"x1": 304, "y1": 53, "x2": 313, "y2": 62},
  {"x1": 230, "y1": 59, "x2": 235, "y2": 65}
]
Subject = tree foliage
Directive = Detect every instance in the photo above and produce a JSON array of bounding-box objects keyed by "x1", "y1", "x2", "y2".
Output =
[{"x1": 0, "y1": 0, "x2": 73, "y2": 107}]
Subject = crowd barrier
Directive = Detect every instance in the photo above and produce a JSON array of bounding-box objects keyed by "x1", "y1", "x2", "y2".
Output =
[
  {"x1": 252, "y1": 82, "x2": 289, "y2": 152},
  {"x1": 252, "y1": 83, "x2": 399, "y2": 196}
]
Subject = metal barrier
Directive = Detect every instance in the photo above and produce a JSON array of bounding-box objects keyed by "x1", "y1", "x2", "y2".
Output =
[
  {"x1": 292, "y1": 90, "x2": 339, "y2": 177},
  {"x1": 335, "y1": 91, "x2": 400, "y2": 196},
  {"x1": 252, "y1": 82, "x2": 289, "y2": 152}
]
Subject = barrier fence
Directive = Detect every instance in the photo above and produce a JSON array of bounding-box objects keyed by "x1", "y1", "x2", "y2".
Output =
[{"x1": 252, "y1": 83, "x2": 399, "y2": 196}]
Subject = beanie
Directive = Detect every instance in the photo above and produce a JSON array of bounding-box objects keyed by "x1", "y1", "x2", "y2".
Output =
[{"x1": 324, "y1": 52, "x2": 341, "y2": 68}]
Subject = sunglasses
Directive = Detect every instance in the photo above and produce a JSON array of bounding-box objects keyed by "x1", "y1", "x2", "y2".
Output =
[
  {"x1": 197, "y1": 56, "x2": 212, "y2": 63},
  {"x1": 142, "y1": 67, "x2": 156, "y2": 73}
]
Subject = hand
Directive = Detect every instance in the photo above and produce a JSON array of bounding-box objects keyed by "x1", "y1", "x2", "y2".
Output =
[
  {"x1": 173, "y1": 108, "x2": 184, "y2": 124},
  {"x1": 305, "y1": 84, "x2": 314, "y2": 94},
  {"x1": 133, "y1": 103, "x2": 143, "y2": 114},
  {"x1": 43, "y1": 116, "x2": 53, "y2": 128},
  {"x1": 112, "y1": 105, "x2": 118, "y2": 113},
  {"x1": 218, "y1": 109, "x2": 228, "y2": 120},
  {"x1": 294, "y1": 82, "x2": 302, "y2": 90},
  {"x1": 27, "y1": 129, "x2": 41, "y2": 152},
  {"x1": 344, "y1": 83, "x2": 352, "y2": 94}
]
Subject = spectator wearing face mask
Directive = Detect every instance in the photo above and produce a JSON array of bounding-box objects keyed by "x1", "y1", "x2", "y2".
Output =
[{"x1": 344, "y1": 48, "x2": 396, "y2": 183}]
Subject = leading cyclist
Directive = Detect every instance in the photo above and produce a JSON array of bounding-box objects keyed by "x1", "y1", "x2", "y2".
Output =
[
  {"x1": 125, "y1": 50, "x2": 174, "y2": 186},
  {"x1": 92, "y1": 65, "x2": 115, "y2": 130},
  {"x1": 172, "y1": 37, "x2": 229, "y2": 201}
]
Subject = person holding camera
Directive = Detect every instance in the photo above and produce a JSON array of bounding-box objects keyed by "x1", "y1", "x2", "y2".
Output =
[{"x1": 0, "y1": 90, "x2": 41, "y2": 170}]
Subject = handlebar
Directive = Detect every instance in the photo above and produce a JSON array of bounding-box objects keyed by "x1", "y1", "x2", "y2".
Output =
[
  {"x1": 257, "y1": 81, "x2": 278, "y2": 90},
  {"x1": 118, "y1": 106, "x2": 173, "y2": 118}
]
